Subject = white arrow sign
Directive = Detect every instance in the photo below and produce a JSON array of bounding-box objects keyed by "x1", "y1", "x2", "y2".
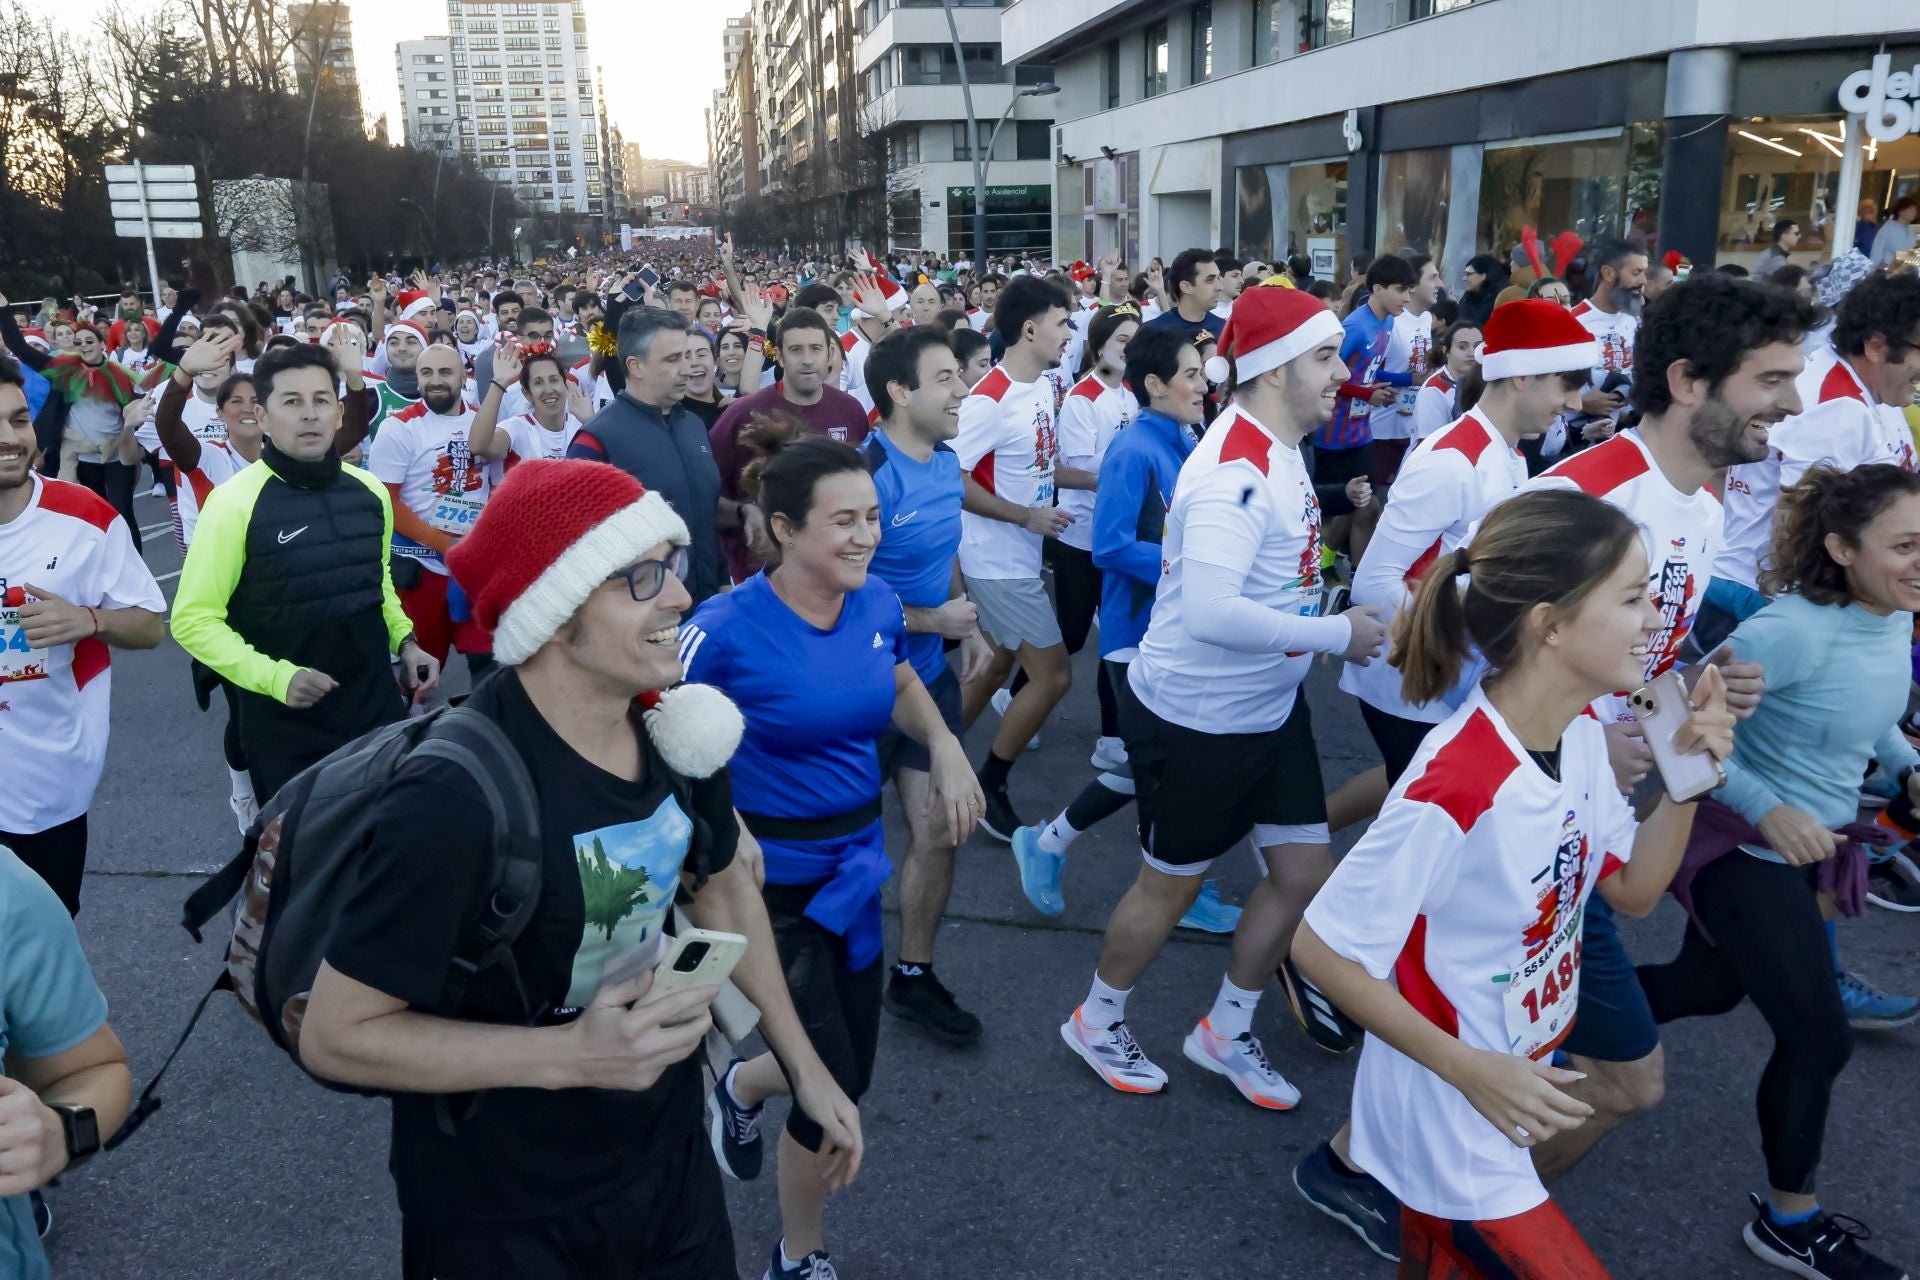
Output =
[
  {"x1": 111, "y1": 200, "x2": 201, "y2": 220},
  {"x1": 107, "y1": 181, "x2": 199, "y2": 202},
  {"x1": 104, "y1": 162, "x2": 195, "y2": 183},
  {"x1": 115, "y1": 220, "x2": 203, "y2": 239}
]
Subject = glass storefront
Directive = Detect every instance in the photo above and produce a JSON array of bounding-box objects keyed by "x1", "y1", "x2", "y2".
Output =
[
  {"x1": 1478, "y1": 131, "x2": 1629, "y2": 267},
  {"x1": 1236, "y1": 159, "x2": 1347, "y2": 274},
  {"x1": 1377, "y1": 146, "x2": 1452, "y2": 272},
  {"x1": 1719, "y1": 115, "x2": 1920, "y2": 264},
  {"x1": 947, "y1": 184, "x2": 1052, "y2": 257}
]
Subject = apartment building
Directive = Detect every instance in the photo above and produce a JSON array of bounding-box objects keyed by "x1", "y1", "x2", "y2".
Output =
[
  {"x1": 290, "y1": 3, "x2": 362, "y2": 108},
  {"x1": 395, "y1": 38, "x2": 455, "y2": 150},
  {"x1": 446, "y1": 0, "x2": 607, "y2": 224},
  {"x1": 1004, "y1": 0, "x2": 1920, "y2": 278}
]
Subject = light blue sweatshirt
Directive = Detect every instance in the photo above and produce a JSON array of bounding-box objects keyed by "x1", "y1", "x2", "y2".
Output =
[{"x1": 1719, "y1": 592, "x2": 1919, "y2": 845}]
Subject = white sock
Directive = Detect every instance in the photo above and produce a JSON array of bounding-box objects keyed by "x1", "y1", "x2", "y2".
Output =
[
  {"x1": 1207, "y1": 976, "x2": 1262, "y2": 1040},
  {"x1": 1037, "y1": 811, "x2": 1080, "y2": 856},
  {"x1": 1085, "y1": 972, "x2": 1129, "y2": 1027},
  {"x1": 781, "y1": 1239, "x2": 806, "y2": 1268},
  {"x1": 722, "y1": 1061, "x2": 749, "y2": 1110},
  {"x1": 228, "y1": 767, "x2": 252, "y2": 802}
]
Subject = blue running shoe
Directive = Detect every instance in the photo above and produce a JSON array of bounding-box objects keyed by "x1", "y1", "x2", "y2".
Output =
[
  {"x1": 1838, "y1": 970, "x2": 1919, "y2": 1030},
  {"x1": 1176, "y1": 878, "x2": 1240, "y2": 933},
  {"x1": 708, "y1": 1059, "x2": 765, "y2": 1181},
  {"x1": 1011, "y1": 823, "x2": 1065, "y2": 916},
  {"x1": 765, "y1": 1240, "x2": 839, "y2": 1280},
  {"x1": 1293, "y1": 1140, "x2": 1401, "y2": 1262}
]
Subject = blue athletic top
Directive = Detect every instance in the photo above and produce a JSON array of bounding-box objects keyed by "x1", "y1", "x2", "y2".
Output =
[
  {"x1": 681, "y1": 571, "x2": 907, "y2": 823},
  {"x1": 860, "y1": 430, "x2": 963, "y2": 687},
  {"x1": 1318, "y1": 304, "x2": 1409, "y2": 451},
  {"x1": 1092, "y1": 407, "x2": 1194, "y2": 658}
]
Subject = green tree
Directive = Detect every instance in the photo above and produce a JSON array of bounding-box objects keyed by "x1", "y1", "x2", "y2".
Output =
[{"x1": 576, "y1": 835, "x2": 653, "y2": 941}]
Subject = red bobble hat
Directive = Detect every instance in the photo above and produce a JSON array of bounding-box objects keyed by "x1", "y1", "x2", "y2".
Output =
[
  {"x1": 446, "y1": 460, "x2": 741, "y2": 777},
  {"x1": 1203, "y1": 285, "x2": 1345, "y2": 385},
  {"x1": 1475, "y1": 299, "x2": 1600, "y2": 381}
]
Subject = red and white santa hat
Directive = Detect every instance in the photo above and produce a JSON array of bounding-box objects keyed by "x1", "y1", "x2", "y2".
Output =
[
  {"x1": 384, "y1": 318, "x2": 431, "y2": 347},
  {"x1": 1203, "y1": 285, "x2": 1345, "y2": 385},
  {"x1": 446, "y1": 460, "x2": 742, "y2": 777},
  {"x1": 394, "y1": 289, "x2": 438, "y2": 322},
  {"x1": 855, "y1": 251, "x2": 908, "y2": 315},
  {"x1": 1475, "y1": 299, "x2": 1600, "y2": 381}
]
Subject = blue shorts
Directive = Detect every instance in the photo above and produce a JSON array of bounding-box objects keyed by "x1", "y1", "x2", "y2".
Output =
[{"x1": 1559, "y1": 895, "x2": 1661, "y2": 1063}]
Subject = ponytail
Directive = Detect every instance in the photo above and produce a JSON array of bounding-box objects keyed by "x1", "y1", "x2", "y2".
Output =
[{"x1": 1391, "y1": 488, "x2": 1641, "y2": 703}]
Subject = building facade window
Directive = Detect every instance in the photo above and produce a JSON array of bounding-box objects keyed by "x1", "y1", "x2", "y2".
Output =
[
  {"x1": 1144, "y1": 21, "x2": 1168, "y2": 98},
  {"x1": 1303, "y1": 0, "x2": 1354, "y2": 51},
  {"x1": 1103, "y1": 40, "x2": 1120, "y2": 109},
  {"x1": 1189, "y1": 3, "x2": 1212, "y2": 84},
  {"x1": 1377, "y1": 146, "x2": 1452, "y2": 272}
]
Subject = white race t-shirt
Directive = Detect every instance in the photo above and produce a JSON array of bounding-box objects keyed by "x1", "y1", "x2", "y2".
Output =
[
  {"x1": 1342, "y1": 409, "x2": 1527, "y2": 722},
  {"x1": 1130, "y1": 404, "x2": 1332, "y2": 733},
  {"x1": 135, "y1": 389, "x2": 224, "y2": 455},
  {"x1": 1715, "y1": 348, "x2": 1918, "y2": 591},
  {"x1": 1055, "y1": 372, "x2": 1135, "y2": 552},
  {"x1": 166, "y1": 441, "x2": 248, "y2": 554},
  {"x1": 1569, "y1": 299, "x2": 1638, "y2": 388},
  {"x1": 840, "y1": 330, "x2": 875, "y2": 413},
  {"x1": 1305, "y1": 688, "x2": 1634, "y2": 1221},
  {"x1": 1527, "y1": 429, "x2": 1721, "y2": 721},
  {"x1": 1408, "y1": 369, "x2": 1458, "y2": 446},
  {"x1": 498, "y1": 411, "x2": 582, "y2": 471},
  {"x1": 1377, "y1": 309, "x2": 1435, "y2": 441},
  {"x1": 0, "y1": 476, "x2": 165, "y2": 832},
  {"x1": 367, "y1": 401, "x2": 489, "y2": 575},
  {"x1": 952, "y1": 364, "x2": 1058, "y2": 580}
]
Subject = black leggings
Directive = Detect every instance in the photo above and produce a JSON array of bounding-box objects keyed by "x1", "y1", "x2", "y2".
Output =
[
  {"x1": 74, "y1": 459, "x2": 141, "y2": 553},
  {"x1": 1359, "y1": 701, "x2": 1436, "y2": 786},
  {"x1": 1010, "y1": 541, "x2": 1118, "y2": 736},
  {"x1": 1636, "y1": 855, "x2": 1852, "y2": 1194},
  {"x1": 764, "y1": 882, "x2": 883, "y2": 1153},
  {"x1": 2, "y1": 813, "x2": 88, "y2": 916}
]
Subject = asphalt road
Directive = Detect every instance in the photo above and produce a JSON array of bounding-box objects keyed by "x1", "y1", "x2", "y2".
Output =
[{"x1": 41, "y1": 490, "x2": 1919, "y2": 1279}]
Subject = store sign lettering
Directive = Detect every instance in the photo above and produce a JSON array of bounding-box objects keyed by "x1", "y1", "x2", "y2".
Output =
[{"x1": 1839, "y1": 54, "x2": 1920, "y2": 143}]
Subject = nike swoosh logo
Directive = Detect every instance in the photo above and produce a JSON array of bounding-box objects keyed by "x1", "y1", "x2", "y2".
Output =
[
  {"x1": 277, "y1": 526, "x2": 309, "y2": 544},
  {"x1": 891, "y1": 511, "x2": 918, "y2": 527}
]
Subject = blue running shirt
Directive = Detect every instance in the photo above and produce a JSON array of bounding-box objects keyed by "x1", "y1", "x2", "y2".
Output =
[
  {"x1": 681, "y1": 571, "x2": 908, "y2": 821},
  {"x1": 860, "y1": 430, "x2": 963, "y2": 687}
]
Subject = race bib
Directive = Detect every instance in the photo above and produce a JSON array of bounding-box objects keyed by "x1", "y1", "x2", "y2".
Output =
[
  {"x1": 1503, "y1": 928, "x2": 1583, "y2": 1060},
  {"x1": 428, "y1": 494, "x2": 484, "y2": 535},
  {"x1": 0, "y1": 608, "x2": 49, "y2": 683},
  {"x1": 1395, "y1": 386, "x2": 1419, "y2": 415}
]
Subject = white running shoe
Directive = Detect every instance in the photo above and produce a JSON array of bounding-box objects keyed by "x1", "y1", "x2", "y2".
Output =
[
  {"x1": 990, "y1": 686, "x2": 1042, "y2": 750},
  {"x1": 1090, "y1": 736, "x2": 1128, "y2": 772},
  {"x1": 1182, "y1": 1018, "x2": 1301, "y2": 1110},
  {"x1": 229, "y1": 789, "x2": 260, "y2": 836},
  {"x1": 1060, "y1": 1007, "x2": 1167, "y2": 1094}
]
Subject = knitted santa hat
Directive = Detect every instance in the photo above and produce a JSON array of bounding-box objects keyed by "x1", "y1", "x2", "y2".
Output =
[
  {"x1": 394, "y1": 289, "x2": 438, "y2": 322},
  {"x1": 445, "y1": 460, "x2": 742, "y2": 777},
  {"x1": 384, "y1": 318, "x2": 430, "y2": 347},
  {"x1": 1202, "y1": 286, "x2": 1344, "y2": 385},
  {"x1": 1474, "y1": 299, "x2": 1600, "y2": 381}
]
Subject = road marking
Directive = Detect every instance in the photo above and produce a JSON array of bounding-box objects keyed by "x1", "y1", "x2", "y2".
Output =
[{"x1": 154, "y1": 569, "x2": 182, "y2": 583}]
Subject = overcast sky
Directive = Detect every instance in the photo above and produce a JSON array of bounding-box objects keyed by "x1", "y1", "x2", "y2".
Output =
[{"x1": 74, "y1": 0, "x2": 742, "y2": 164}]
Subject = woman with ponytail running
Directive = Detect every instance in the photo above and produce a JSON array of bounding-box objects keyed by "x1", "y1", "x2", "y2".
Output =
[{"x1": 1294, "y1": 487, "x2": 1734, "y2": 1277}]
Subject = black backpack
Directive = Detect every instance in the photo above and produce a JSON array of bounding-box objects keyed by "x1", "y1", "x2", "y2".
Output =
[{"x1": 114, "y1": 704, "x2": 542, "y2": 1145}]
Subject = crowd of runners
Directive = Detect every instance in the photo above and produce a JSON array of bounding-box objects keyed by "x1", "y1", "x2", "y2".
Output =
[{"x1": 1, "y1": 227, "x2": 1917, "y2": 1280}]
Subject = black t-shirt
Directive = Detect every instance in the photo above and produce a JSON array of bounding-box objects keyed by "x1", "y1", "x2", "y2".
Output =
[{"x1": 326, "y1": 669, "x2": 739, "y2": 1224}]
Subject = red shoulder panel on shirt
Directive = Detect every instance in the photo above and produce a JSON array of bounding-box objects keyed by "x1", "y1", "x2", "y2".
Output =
[
  {"x1": 72, "y1": 636, "x2": 110, "y2": 690},
  {"x1": 1569, "y1": 300, "x2": 1594, "y2": 319},
  {"x1": 571, "y1": 430, "x2": 605, "y2": 456},
  {"x1": 1542, "y1": 435, "x2": 1648, "y2": 496},
  {"x1": 390, "y1": 401, "x2": 430, "y2": 423},
  {"x1": 1069, "y1": 375, "x2": 1105, "y2": 402},
  {"x1": 1422, "y1": 370, "x2": 1454, "y2": 393},
  {"x1": 970, "y1": 366, "x2": 1014, "y2": 404},
  {"x1": 37, "y1": 478, "x2": 117, "y2": 532},
  {"x1": 1394, "y1": 915, "x2": 1460, "y2": 1038},
  {"x1": 1217, "y1": 416, "x2": 1272, "y2": 476},
  {"x1": 1403, "y1": 709, "x2": 1518, "y2": 830},
  {"x1": 839, "y1": 330, "x2": 860, "y2": 353},
  {"x1": 1818, "y1": 360, "x2": 1867, "y2": 405},
  {"x1": 1430, "y1": 419, "x2": 1491, "y2": 465}
]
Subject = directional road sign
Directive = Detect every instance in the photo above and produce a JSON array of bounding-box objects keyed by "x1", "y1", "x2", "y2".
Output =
[
  {"x1": 114, "y1": 220, "x2": 203, "y2": 239},
  {"x1": 111, "y1": 200, "x2": 201, "y2": 220},
  {"x1": 108, "y1": 181, "x2": 199, "y2": 202},
  {"x1": 104, "y1": 163, "x2": 195, "y2": 183}
]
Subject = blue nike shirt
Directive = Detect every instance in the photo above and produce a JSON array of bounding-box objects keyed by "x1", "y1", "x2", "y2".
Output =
[
  {"x1": 860, "y1": 430, "x2": 963, "y2": 687},
  {"x1": 681, "y1": 571, "x2": 908, "y2": 821}
]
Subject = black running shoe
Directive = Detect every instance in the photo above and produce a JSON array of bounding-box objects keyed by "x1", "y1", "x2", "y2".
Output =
[
  {"x1": 978, "y1": 787, "x2": 1023, "y2": 843},
  {"x1": 1279, "y1": 955, "x2": 1361, "y2": 1053},
  {"x1": 707, "y1": 1060, "x2": 765, "y2": 1181},
  {"x1": 1742, "y1": 1193, "x2": 1910, "y2": 1280},
  {"x1": 884, "y1": 967, "x2": 984, "y2": 1046}
]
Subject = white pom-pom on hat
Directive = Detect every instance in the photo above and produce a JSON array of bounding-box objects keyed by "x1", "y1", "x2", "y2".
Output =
[
  {"x1": 639, "y1": 683, "x2": 744, "y2": 778},
  {"x1": 1204, "y1": 355, "x2": 1230, "y2": 384}
]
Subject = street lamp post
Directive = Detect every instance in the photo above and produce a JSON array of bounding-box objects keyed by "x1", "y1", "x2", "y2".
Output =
[{"x1": 939, "y1": 0, "x2": 1056, "y2": 271}]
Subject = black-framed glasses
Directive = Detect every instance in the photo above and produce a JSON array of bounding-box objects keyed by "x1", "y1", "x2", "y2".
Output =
[{"x1": 606, "y1": 546, "x2": 689, "y2": 602}]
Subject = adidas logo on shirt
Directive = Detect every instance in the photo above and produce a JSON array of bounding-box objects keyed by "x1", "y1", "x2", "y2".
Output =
[{"x1": 871, "y1": 632, "x2": 883, "y2": 649}]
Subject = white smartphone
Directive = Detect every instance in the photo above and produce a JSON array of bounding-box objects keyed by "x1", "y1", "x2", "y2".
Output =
[
  {"x1": 636, "y1": 927, "x2": 748, "y2": 1008},
  {"x1": 1628, "y1": 670, "x2": 1725, "y2": 804}
]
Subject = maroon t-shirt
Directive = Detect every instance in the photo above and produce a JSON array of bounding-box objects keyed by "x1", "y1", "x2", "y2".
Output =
[{"x1": 709, "y1": 382, "x2": 871, "y2": 582}]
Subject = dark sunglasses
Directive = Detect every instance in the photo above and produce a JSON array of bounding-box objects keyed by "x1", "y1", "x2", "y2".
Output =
[{"x1": 605, "y1": 547, "x2": 689, "y2": 603}]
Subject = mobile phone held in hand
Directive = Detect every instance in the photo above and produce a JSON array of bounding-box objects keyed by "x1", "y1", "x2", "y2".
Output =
[
  {"x1": 1628, "y1": 670, "x2": 1725, "y2": 804},
  {"x1": 637, "y1": 927, "x2": 748, "y2": 1008}
]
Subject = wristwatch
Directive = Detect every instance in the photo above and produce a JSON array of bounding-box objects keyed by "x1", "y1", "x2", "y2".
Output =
[{"x1": 49, "y1": 1103, "x2": 99, "y2": 1165}]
